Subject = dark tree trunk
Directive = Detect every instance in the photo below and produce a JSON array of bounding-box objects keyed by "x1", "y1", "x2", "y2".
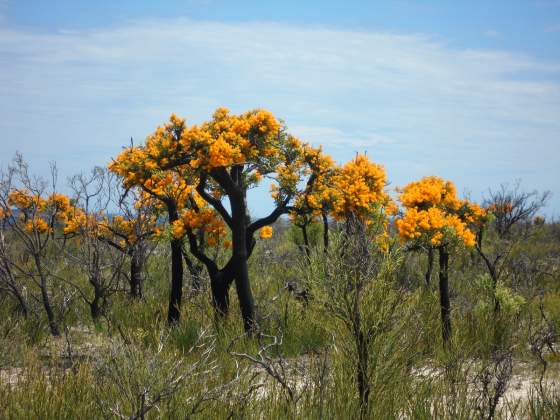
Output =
[
  {"x1": 168, "y1": 238, "x2": 183, "y2": 324},
  {"x1": 356, "y1": 330, "x2": 369, "y2": 416},
  {"x1": 90, "y1": 291, "x2": 102, "y2": 320},
  {"x1": 167, "y1": 202, "x2": 183, "y2": 325},
  {"x1": 425, "y1": 247, "x2": 434, "y2": 286},
  {"x1": 493, "y1": 280, "x2": 500, "y2": 314},
  {"x1": 476, "y1": 230, "x2": 501, "y2": 315},
  {"x1": 184, "y1": 226, "x2": 237, "y2": 321},
  {"x1": 352, "y1": 307, "x2": 369, "y2": 416},
  {"x1": 130, "y1": 251, "x2": 143, "y2": 299},
  {"x1": 196, "y1": 166, "x2": 289, "y2": 331},
  {"x1": 322, "y1": 211, "x2": 329, "y2": 253},
  {"x1": 230, "y1": 192, "x2": 256, "y2": 334},
  {"x1": 35, "y1": 256, "x2": 59, "y2": 336},
  {"x1": 89, "y1": 276, "x2": 104, "y2": 320},
  {"x1": 209, "y1": 268, "x2": 234, "y2": 317},
  {"x1": 438, "y1": 246, "x2": 452, "y2": 345},
  {"x1": 40, "y1": 278, "x2": 59, "y2": 336}
]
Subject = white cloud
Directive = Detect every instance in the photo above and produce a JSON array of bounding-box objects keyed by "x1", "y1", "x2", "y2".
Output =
[{"x1": 0, "y1": 18, "x2": 558, "y2": 213}]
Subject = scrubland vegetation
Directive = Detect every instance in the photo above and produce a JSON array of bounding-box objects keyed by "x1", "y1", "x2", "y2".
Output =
[{"x1": 0, "y1": 108, "x2": 558, "y2": 419}]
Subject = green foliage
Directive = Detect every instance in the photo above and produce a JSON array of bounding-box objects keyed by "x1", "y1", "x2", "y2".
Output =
[
  {"x1": 288, "y1": 221, "x2": 322, "y2": 249},
  {"x1": 474, "y1": 273, "x2": 526, "y2": 317},
  {"x1": 0, "y1": 218, "x2": 559, "y2": 418}
]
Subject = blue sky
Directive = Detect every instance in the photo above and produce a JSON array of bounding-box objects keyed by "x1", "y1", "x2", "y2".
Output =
[{"x1": 1, "y1": 0, "x2": 559, "y2": 216}]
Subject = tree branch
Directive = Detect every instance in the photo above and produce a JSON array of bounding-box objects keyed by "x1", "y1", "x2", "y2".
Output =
[{"x1": 196, "y1": 175, "x2": 233, "y2": 228}]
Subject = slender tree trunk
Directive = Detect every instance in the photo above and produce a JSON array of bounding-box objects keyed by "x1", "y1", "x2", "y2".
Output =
[
  {"x1": 35, "y1": 255, "x2": 59, "y2": 336},
  {"x1": 88, "y1": 271, "x2": 105, "y2": 320},
  {"x1": 167, "y1": 203, "x2": 183, "y2": 325},
  {"x1": 130, "y1": 251, "x2": 143, "y2": 299},
  {"x1": 438, "y1": 246, "x2": 452, "y2": 346},
  {"x1": 40, "y1": 277, "x2": 59, "y2": 336},
  {"x1": 351, "y1": 294, "x2": 369, "y2": 417},
  {"x1": 356, "y1": 325, "x2": 369, "y2": 416},
  {"x1": 184, "y1": 231, "x2": 237, "y2": 321},
  {"x1": 425, "y1": 247, "x2": 434, "y2": 286},
  {"x1": 14, "y1": 289, "x2": 29, "y2": 317},
  {"x1": 168, "y1": 238, "x2": 183, "y2": 324},
  {"x1": 322, "y1": 211, "x2": 329, "y2": 253},
  {"x1": 490, "y1": 268, "x2": 500, "y2": 314},
  {"x1": 230, "y1": 193, "x2": 256, "y2": 334},
  {"x1": 476, "y1": 232, "x2": 501, "y2": 315},
  {"x1": 1, "y1": 257, "x2": 29, "y2": 316},
  {"x1": 209, "y1": 268, "x2": 233, "y2": 317},
  {"x1": 90, "y1": 285, "x2": 103, "y2": 320}
]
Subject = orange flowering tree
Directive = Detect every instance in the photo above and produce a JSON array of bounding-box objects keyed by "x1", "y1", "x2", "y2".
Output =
[
  {"x1": 110, "y1": 131, "x2": 195, "y2": 324},
  {"x1": 331, "y1": 154, "x2": 395, "y2": 255},
  {"x1": 0, "y1": 155, "x2": 74, "y2": 335},
  {"x1": 333, "y1": 154, "x2": 393, "y2": 221},
  {"x1": 110, "y1": 108, "x2": 321, "y2": 332},
  {"x1": 110, "y1": 127, "x2": 230, "y2": 322},
  {"x1": 395, "y1": 176, "x2": 484, "y2": 344},
  {"x1": 290, "y1": 146, "x2": 338, "y2": 256}
]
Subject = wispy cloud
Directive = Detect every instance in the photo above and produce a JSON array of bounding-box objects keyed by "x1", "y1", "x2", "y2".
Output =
[
  {"x1": 0, "y1": 18, "x2": 558, "y2": 212},
  {"x1": 290, "y1": 126, "x2": 394, "y2": 149}
]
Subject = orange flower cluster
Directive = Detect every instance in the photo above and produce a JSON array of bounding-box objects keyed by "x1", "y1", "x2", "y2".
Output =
[
  {"x1": 395, "y1": 177, "x2": 484, "y2": 247},
  {"x1": 260, "y1": 226, "x2": 273, "y2": 239},
  {"x1": 8, "y1": 189, "x2": 36, "y2": 209},
  {"x1": 24, "y1": 218, "x2": 50, "y2": 234},
  {"x1": 300, "y1": 146, "x2": 337, "y2": 212},
  {"x1": 398, "y1": 176, "x2": 462, "y2": 211},
  {"x1": 171, "y1": 219, "x2": 186, "y2": 239},
  {"x1": 396, "y1": 207, "x2": 476, "y2": 247},
  {"x1": 108, "y1": 108, "x2": 310, "y2": 250},
  {"x1": 109, "y1": 107, "x2": 283, "y2": 188},
  {"x1": 173, "y1": 206, "x2": 227, "y2": 246},
  {"x1": 109, "y1": 108, "x2": 317, "y2": 212},
  {"x1": 61, "y1": 193, "x2": 159, "y2": 250},
  {"x1": 142, "y1": 172, "x2": 193, "y2": 209},
  {"x1": 63, "y1": 207, "x2": 109, "y2": 238},
  {"x1": 107, "y1": 214, "x2": 157, "y2": 245},
  {"x1": 188, "y1": 107, "x2": 281, "y2": 170},
  {"x1": 289, "y1": 151, "x2": 395, "y2": 232},
  {"x1": 462, "y1": 202, "x2": 487, "y2": 226},
  {"x1": 4, "y1": 189, "x2": 74, "y2": 236},
  {"x1": 63, "y1": 207, "x2": 88, "y2": 235},
  {"x1": 332, "y1": 154, "x2": 391, "y2": 221}
]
